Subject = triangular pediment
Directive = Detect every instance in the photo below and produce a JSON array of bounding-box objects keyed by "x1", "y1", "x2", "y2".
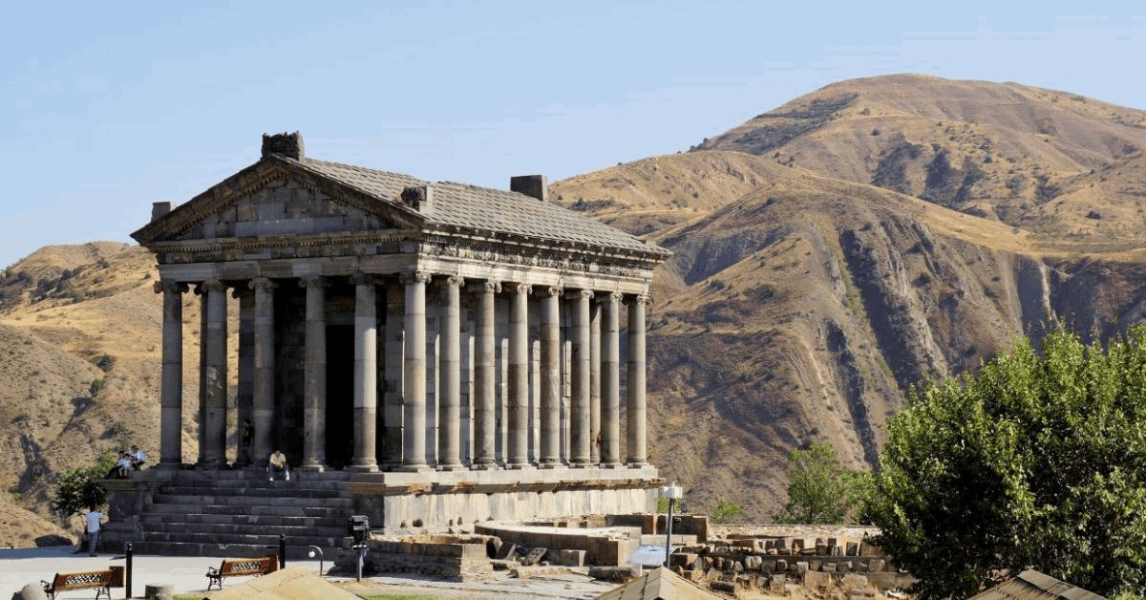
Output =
[{"x1": 132, "y1": 157, "x2": 425, "y2": 245}]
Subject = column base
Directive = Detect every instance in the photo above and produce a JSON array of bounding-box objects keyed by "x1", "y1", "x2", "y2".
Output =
[
  {"x1": 568, "y1": 460, "x2": 592, "y2": 469},
  {"x1": 299, "y1": 463, "x2": 326, "y2": 473},
  {"x1": 506, "y1": 462, "x2": 534, "y2": 470},
  {"x1": 627, "y1": 461, "x2": 648, "y2": 468},
  {"x1": 399, "y1": 462, "x2": 434, "y2": 473},
  {"x1": 348, "y1": 463, "x2": 380, "y2": 473},
  {"x1": 599, "y1": 462, "x2": 624, "y2": 469},
  {"x1": 470, "y1": 460, "x2": 499, "y2": 471},
  {"x1": 437, "y1": 463, "x2": 465, "y2": 472},
  {"x1": 155, "y1": 460, "x2": 182, "y2": 470},
  {"x1": 537, "y1": 461, "x2": 565, "y2": 470}
]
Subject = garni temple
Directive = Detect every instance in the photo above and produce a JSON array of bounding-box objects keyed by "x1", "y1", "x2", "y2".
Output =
[{"x1": 102, "y1": 132, "x2": 671, "y2": 557}]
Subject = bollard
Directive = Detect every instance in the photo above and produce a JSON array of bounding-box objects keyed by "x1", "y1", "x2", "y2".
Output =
[
  {"x1": 125, "y1": 542, "x2": 133, "y2": 599},
  {"x1": 279, "y1": 534, "x2": 287, "y2": 569}
]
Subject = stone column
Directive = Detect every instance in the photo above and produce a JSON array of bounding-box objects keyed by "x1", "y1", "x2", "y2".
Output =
[
  {"x1": 589, "y1": 299, "x2": 601, "y2": 464},
  {"x1": 507, "y1": 283, "x2": 531, "y2": 469},
  {"x1": 438, "y1": 276, "x2": 464, "y2": 471},
  {"x1": 382, "y1": 283, "x2": 404, "y2": 469},
  {"x1": 250, "y1": 278, "x2": 276, "y2": 467},
  {"x1": 196, "y1": 288, "x2": 208, "y2": 466},
  {"x1": 472, "y1": 281, "x2": 499, "y2": 469},
  {"x1": 402, "y1": 272, "x2": 431, "y2": 471},
  {"x1": 599, "y1": 292, "x2": 622, "y2": 468},
  {"x1": 351, "y1": 274, "x2": 379, "y2": 472},
  {"x1": 235, "y1": 289, "x2": 254, "y2": 467},
  {"x1": 626, "y1": 295, "x2": 650, "y2": 467},
  {"x1": 202, "y1": 279, "x2": 229, "y2": 469},
  {"x1": 301, "y1": 275, "x2": 328, "y2": 471},
  {"x1": 568, "y1": 289, "x2": 592, "y2": 467},
  {"x1": 156, "y1": 280, "x2": 186, "y2": 468},
  {"x1": 540, "y1": 286, "x2": 563, "y2": 467}
]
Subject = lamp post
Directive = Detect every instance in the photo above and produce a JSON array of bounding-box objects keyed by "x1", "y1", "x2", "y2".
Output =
[
  {"x1": 662, "y1": 482, "x2": 682, "y2": 568},
  {"x1": 307, "y1": 545, "x2": 324, "y2": 577}
]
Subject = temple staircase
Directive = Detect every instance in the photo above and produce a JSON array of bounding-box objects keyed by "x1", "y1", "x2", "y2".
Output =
[{"x1": 125, "y1": 470, "x2": 355, "y2": 559}]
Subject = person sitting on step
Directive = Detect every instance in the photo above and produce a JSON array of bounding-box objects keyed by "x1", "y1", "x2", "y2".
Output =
[{"x1": 267, "y1": 449, "x2": 290, "y2": 481}]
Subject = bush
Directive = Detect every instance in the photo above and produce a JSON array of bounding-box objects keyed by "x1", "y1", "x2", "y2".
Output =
[
  {"x1": 53, "y1": 449, "x2": 117, "y2": 518},
  {"x1": 712, "y1": 500, "x2": 742, "y2": 524}
]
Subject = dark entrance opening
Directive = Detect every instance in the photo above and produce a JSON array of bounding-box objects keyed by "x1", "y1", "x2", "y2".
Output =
[{"x1": 326, "y1": 325, "x2": 354, "y2": 469}]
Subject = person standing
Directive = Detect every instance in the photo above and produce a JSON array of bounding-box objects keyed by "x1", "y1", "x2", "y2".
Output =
[{"x1": 85, "y1": 506, "x2": 104, "y2": 557}]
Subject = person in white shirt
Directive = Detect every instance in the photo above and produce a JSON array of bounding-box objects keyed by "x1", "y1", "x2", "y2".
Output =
[
  {"x1": 129, "y1": 445, "x2": 147, "y2": 470},
  {"x1": 267, "y1": 450, "x2": 290, "y2": 481},
  {"x1": 85, "y1": 506, "x2": 104, "y2": 557}
]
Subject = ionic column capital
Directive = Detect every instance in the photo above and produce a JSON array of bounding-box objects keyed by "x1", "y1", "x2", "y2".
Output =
[
  {"x1": 200, "y1": 279, "x2": 228, "y2": 294},
  {"x1": 509, "y1": 282, "x2": 532, "y2": 296},
  {"x1": 542, "y1": 285, "x2": 564, "y2": 298},
  {"x1": 153, "y1": 280, "x2": 189, "y2": 295},
  {"x1": 350, "y1": 272, "x2": 376, "y2": 287},
  {"x1": 626, "y1": 294, "x2": 653, "y2": 306},
  {"x1": 249, "y1": 277, "x2": 277, "y2": 292},
  {"x1": 445, "y1": 275, "x2": 465, "y2": 288},
  {"x1": 596, "y1": 291, "x2": 623, "y2": 305},
  {"x1": 566, "y1": 289, "x2": 594, "y2": 301},
  {"x1": 300, "y1": 275, "x2": 330, "y2": 289},
  {"x1": 400, "y1": 271, "x2": 432, "y2": 286}
]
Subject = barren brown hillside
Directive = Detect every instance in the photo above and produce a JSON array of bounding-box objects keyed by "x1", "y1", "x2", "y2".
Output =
[
  {"x1": 552, "y1": 74, "x2": 1146, "y2": 521},
  {"x1": 6, "y1": 75, "x2": 1146, "y2": 544}
]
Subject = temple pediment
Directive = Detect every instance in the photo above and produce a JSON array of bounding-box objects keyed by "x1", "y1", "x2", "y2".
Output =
[{"x1": 132, "y1": 156, "x2": 426, "y2": 246}]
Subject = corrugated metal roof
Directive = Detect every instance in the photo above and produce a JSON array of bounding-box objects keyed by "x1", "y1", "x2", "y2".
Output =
[{"x1": 970, "y1": 570, "x2": 1106, "y2": 600}]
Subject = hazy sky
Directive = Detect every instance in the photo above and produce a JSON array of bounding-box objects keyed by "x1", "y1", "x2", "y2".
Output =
[{"x1": 2, "y1": 2, "x2": 1144, "y2": 269}]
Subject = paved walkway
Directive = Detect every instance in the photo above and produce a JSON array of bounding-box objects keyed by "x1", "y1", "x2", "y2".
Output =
[{"x1": 0, "y1": 546, "x2": 327, "y2": 597}]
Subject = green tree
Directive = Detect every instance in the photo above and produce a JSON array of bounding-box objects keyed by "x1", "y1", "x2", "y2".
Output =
[
  {"x1": 871, "y1": 326, "x2": 1146, "y2": 600},
  {"x1": 712, "y1": 500, "x2": 742, "y2": 524},
  {"x1": 53, "y1": 449, "x2": 117, "y2": 518},
  {"x1": 774, "y1": 443, "x2": 870, "y2": 525}
]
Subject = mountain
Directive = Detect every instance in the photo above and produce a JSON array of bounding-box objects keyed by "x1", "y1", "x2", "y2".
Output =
[
  {"x1": 4, "y1": 75, "x2": 1146, "y2": 542},
  {"x1": 550, "y1": 74, "x2": 1146, "y2": 519}
]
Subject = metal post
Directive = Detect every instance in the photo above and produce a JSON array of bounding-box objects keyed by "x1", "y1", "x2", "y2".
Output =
[
  {"x1": 664, "y1": 497, "x2": 673, "y2": 567},
  {"x1": 279, "y1": 534, "x2": 286, "y2": 569},
  {"x1": 125, "y1": 542, "x2": 133, "y2": 599},
  {"x1": 356, "y1": 543, "x2": 366, "y2": 582},
  {"x1": 307, "y1": 545, "x2": 324, "y2": 577}
]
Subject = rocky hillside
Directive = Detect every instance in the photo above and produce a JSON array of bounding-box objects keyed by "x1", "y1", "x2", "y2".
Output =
[
  {"x1": 5, "y1": 75, "x2": 1146, "y2": 545},
  {"x1": 551, "y1": 74, "x2": 1146, "y2": 520}
]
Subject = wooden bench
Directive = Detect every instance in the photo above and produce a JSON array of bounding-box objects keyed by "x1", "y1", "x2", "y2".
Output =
[
  {"x1": 206, "y1": 555, "x2": 279, "y2": 590},
  {"x1": 41, "y1": 568, "x2": 122, "y2": 600}
]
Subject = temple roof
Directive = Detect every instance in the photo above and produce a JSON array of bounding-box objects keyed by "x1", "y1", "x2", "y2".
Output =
[{"x1": 295, "y1": 157, "x2": 667, "y2": 256}]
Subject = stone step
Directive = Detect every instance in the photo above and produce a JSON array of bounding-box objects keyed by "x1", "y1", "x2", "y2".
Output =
[
  {"x1": 140, "y1": 513, "x2": 344, "y2": 529},
  {"x1": 164, "y1": 471, "x2": 354, "y2": 485},
  {"x1": 127, "y1": 540, "x2": 341, "y2": 560},
  {"x1": 144, "y1": 503, "x2": 349, "y2": 518},
  {"x1": 159, "y1": 486, "x2": 347, "y2": 498},
  {"x1": 138, "y1": 530, "x2": 345, "y2": 549},
  {"x1": 139, "y1": 518, "x2": 345, "y2": 537},
  {"x1": 151, "y1": 494, "x2": 354, "y2": 508}
]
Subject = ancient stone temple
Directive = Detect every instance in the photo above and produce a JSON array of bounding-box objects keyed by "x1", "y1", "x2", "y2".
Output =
[{"x1": 108, "y1": 132, "x2": 669, "y2": 553}]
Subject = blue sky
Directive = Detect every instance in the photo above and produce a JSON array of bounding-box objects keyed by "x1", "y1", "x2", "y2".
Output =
[{"x1": 2, "y1": 2, "x2": 1144, "y2": 270}]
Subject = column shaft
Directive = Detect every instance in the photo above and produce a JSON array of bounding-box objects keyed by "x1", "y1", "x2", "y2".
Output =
[
  {"x1": 251, "y1": 278, "x2": 276, "y2": 467},
  {"x1": 439, "y1": 276, "x2": 464, "y2": 470},
  {"x1": 352, "y1": 275, "x2": 379, "y2": 471},
  {"x1": 157, "y1": 281, "x2": 185, "y2": 468},
  {"x1": 507, "y1": 283, "x2": 531, "y2": 468},
  {"x1": 540, "y1": 286, "x2": 562, "y2": 467},
  {"x1": 382, "y1": 284, "x2": 405, "y2": 469},
  {"x1": 569, "y1": 290, "x2": 592, "y2": 467},
  {"x1": 473, "y1": 281, "x2": 498, "y2": 468},
  {"x1": 589, "y1": 300, "x2": 601, "y2": 464},
  {"x1": 402, "y1": 272, "x2": 431, "y2": 470},
  {"x1": 626, "y1": 295, "x2": 650, "y2": 467},
  {"x1": 302, "y1": 276, "x2": 327, "y2": 471},
  {"x1": 203, "y1": 280, "x2": 229, "y2": 468},
  {"x1": 600, "y1": 292, "x2": 622, "y2": 467}
]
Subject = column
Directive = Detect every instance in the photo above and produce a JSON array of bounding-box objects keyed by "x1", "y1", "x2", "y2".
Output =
[
  {"x1": 402, "y1": 272, "x2": 431, "y2": 471},
  {"x1": 438, "y1": 276, "x2": 464, "y2": 470},
  {"x1": 569, "y1": 289, "x2": 592, "y2": 467},
  {"x1": 382, "y1": 283, "x2": 404, "y2": 469},
  {"x1": 202, "y1": 279, "x2": 229, "y2": 469},
  {"x1": 196, "y1": 288, "x2": 208, "y2": 466},
  {"x1": 599, "y1": 292, "x2": 622, "y2": 467},
  {"x1": 351, "y1": 274, "x2": 379, "y2": 472},
  {"x1": 250, "y1": 277, "x2": 276, "y2": 467},
  {"x1": 507, "y1": 283, "x2": 531, "y2": 469},
  {"x1": 472, "y1": 281, "x2": 499, "y2": 469},
  {"x1": 589, "y1": 298, "x2": 601, "y2": 464},
  {"x1": 540, "y1": 286, "x2": 563, "y2": 467},
  {"x1": 156, "y1": 280, "x2": 187, "y2": 468},
  {"x1": 235, "y1": 289, "x2": 254, "y2": 466},
  {"x1": 626, "y1": 295, "x2": 650, "y2": 467},
  {"x1": 302, "y1": 275, "x2": 328, "y2": 471}
]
